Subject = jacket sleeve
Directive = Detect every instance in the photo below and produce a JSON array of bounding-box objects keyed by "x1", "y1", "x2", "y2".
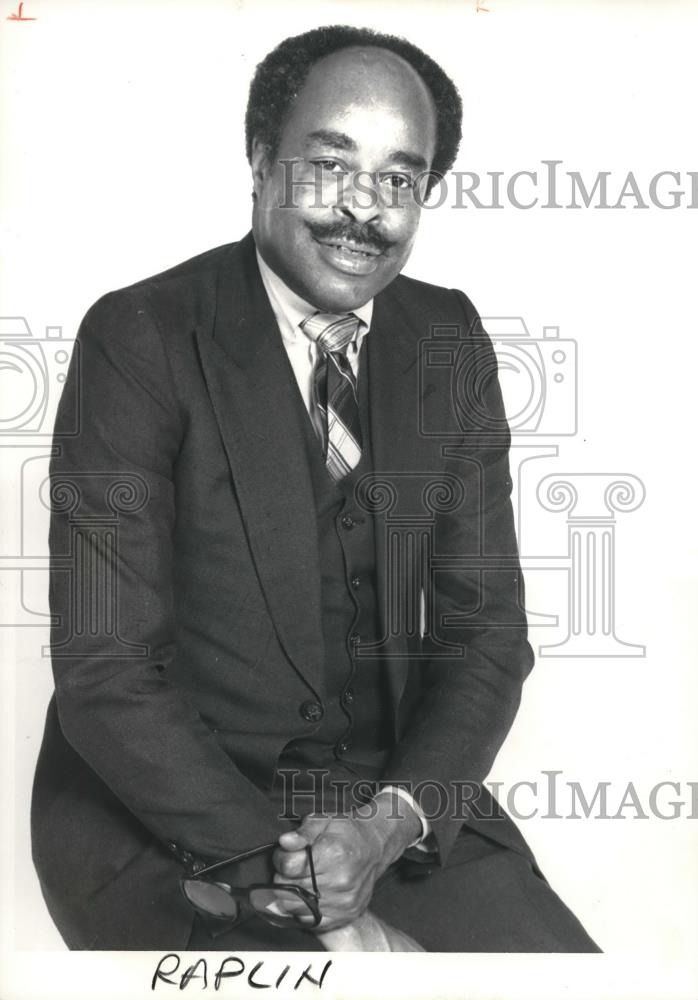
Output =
[
  {"x1": 48, "y1": 289, "x2": 290, "y2": 870},
  {"x1": 382, "y1": 289, "x2": 534, "y2": 863}
]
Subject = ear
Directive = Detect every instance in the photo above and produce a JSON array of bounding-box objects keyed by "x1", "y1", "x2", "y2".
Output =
[{"x1": 250, "y1": 137, "x2": 272, "y2": 199}]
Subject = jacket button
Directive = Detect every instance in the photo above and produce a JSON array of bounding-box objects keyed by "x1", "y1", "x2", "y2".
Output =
[
  {"x1": 300, "y1": 700, "x2": 324, "y2": 723},
  {"x1": 342, "y1": 689, "x2": 354, "y2": 706},
  {"x1": 349, "y1": 632, "x2": 361, "y2": 647},
  {"x1": 336, "y1": 741, "x2": 350, "y2": 755},
  {"x1": 351, "y1": 576, "x2": 361, "y2": 589},
  {"x1": 341, "y1": 514, "x2": 354, "y2": 530}
]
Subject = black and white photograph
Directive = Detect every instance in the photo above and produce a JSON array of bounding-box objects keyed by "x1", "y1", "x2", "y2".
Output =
[{"x1": 1, "y1": 2, "x2": 696, "y2": 998}]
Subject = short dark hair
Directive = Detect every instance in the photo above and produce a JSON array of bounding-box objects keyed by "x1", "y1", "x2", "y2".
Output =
[{"x1": 245, "y1": 25, "x2": 462, "y2": 187}]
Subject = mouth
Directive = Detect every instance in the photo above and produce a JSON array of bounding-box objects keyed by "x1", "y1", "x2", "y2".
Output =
[
  {"x1": 312, "y1": 237, "x2": 384, "y2": 276},
  {"x1": 316, "y1": 239, "x2": 381, "y2": 258}
]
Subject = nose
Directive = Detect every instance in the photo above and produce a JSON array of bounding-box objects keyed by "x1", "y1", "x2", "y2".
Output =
[{"x1": 333, "y1": 170, "x2": 383, "y2": 226}]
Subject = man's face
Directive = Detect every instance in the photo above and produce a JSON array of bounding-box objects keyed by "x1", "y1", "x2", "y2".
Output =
[{"x1": 251, "y1": 46, "x2": 437, "y2": 312}]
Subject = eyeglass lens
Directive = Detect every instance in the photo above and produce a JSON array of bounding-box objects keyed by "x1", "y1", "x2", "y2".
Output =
[
  {"x1": 182, "y1": 879, "x2": 240, "y2": 919},
  {"x1": 182, "y1": 880, "x2": 315, "y2": 926}
]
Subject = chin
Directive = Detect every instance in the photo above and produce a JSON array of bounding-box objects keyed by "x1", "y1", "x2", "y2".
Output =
[
  {"x1": 318, "y1": 291, "x2": 369, "y2": 312},
  {"x1": 314, "y1": 272, "x2": 393, "y2": 312}
]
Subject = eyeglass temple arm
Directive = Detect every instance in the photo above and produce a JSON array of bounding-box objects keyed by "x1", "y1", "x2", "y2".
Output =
[
  {"x1": 306, "y1": 843, "x2": 319, "y2": 897},
  {"x1": 190, "y1": 841, "x2": 277, "y2": 879},
  {"x1": 189, "y1": 841, "x2": 319, "y2": 890}
]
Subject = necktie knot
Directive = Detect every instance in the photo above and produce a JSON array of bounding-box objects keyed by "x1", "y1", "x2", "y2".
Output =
[{"x1": 301, "y1": 312, "x2": 360, "y2": 355}]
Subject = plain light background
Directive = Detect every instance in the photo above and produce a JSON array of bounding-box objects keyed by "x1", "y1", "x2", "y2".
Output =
[{"x1": 1, "y1": 1, "x2": 696, "y2": 998}]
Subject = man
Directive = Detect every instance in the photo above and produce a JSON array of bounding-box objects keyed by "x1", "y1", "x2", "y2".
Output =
[{"x1": 31, "y1": 25, "x2": 599, "y2": 952}]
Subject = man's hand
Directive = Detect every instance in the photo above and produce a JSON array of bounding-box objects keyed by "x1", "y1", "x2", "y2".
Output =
[{"x1": 271, "y1": 792, "x2": 422, "y2": 931}]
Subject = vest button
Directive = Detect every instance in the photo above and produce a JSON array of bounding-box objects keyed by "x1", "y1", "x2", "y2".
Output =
[
  {"x1": 300, "y1": 700, "x2": 324, "y2": 723},
  {"x1": 342, "y1": 689, "x2": 354, "y2": 706},
  {"x1": 349, "y1": 632, "x2": 361, "y2": 647},
  {"x1": 340, "y1": 514, "x2": 355, "y2": 530},
  {"x1": 351, "y1": 576, "x2": 361, "y2": 589},
  {"x1": 336, "y1": 741, "x2": 350, "y2": 755}
]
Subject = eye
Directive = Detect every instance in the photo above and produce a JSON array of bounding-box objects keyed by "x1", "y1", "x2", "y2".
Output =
[
  {"x1": 311, "y1": 159, "x2": 347, "y2": 175},
  {"x1": 380, "y1": 172, "x2": 415, "y2": 190}
]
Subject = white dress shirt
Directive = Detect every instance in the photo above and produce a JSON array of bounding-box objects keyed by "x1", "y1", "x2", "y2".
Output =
[
  {"x1": 256, "y1": 250, "x2": 431, "y2": 849},
  {"x1": 256, "y1": 250, "x2": 372, "y2": 413}
]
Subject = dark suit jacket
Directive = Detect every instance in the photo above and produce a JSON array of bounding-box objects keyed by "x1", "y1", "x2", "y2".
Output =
[{"x1": 32, "y1": 232, "x2": 535, "y2": 949}]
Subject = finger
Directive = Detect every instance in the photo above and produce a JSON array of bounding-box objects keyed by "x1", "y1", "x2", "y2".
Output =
[
  {"x1": 263, "y1": 883, "x2": 324, "y2": 924},
  {"x1": 268, "y1": 870, "x2": 370, "y2": 927},
  {"x1": 291, "y1": 835, "x2": 352, "y2": 877},
  {"x1": 269, "y1": 893, "x2": 313, "y2": 917},
  {"x1": 272, "y1": 847, "x2": 310, "y2": 879},
  {"x1": 278, "y1": 812, "x2": 327, "y2": 851},
  {"x1": 268, "y1": 892, "x2": 308, "y2": 916},
  {"x1": 298, "y1": 883, "x2": 371, "y2": 925},
  {"x1": 277, "y1": 830, "x2": 310, "y2": 851},
  {"x1": 273, "y1": 871, "x2": 316, "y2": 892}
]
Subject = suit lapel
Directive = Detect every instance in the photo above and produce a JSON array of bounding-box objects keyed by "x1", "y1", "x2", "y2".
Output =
[
  {"x1": 195, "y1": 235, "x2": 325, "y2": 697},
  {"x1": 366, "y1": 283, "x2": 434, "y2": 716},
  {"x1": 196, "y1": 239, "x2": 436, "y2": 710},
  {"x1": 367, "y1": 282, "x2": 424, "y2": 475}
]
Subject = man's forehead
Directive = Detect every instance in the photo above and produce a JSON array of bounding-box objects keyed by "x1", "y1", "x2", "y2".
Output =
[
  {"x1": 305, "y1": 44, "x2": 431, "y2": 96},
  {"x1": 281, "y1": 45, "x2": 437, "y2": 152}
]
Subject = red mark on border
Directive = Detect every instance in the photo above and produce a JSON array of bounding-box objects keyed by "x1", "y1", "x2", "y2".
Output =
[{"x1": 7, "y1": 2, "x2": 36, "y2": 20}]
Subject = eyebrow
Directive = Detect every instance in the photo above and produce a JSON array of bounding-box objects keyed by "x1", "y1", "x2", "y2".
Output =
[
  {"x1": 306, "y1": 129, "x2": 357, "y2": 152},
  {"x1": 305, "y1": 129, "x2": 429, "y2": 173}
]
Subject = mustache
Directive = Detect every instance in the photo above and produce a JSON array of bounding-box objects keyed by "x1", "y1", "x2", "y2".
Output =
[{"x1": 305, "y1": 220, "x2": 393, "y2": 254}]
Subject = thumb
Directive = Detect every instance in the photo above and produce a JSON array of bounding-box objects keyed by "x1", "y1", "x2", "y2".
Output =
[{"x1": 278, "y1": 814, "x2": 331, "y2": 850}]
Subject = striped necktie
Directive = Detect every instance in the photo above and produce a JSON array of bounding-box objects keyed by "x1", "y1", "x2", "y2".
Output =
[{"x1": 301, "y1": 312, "x2": 362, "y2": 481}]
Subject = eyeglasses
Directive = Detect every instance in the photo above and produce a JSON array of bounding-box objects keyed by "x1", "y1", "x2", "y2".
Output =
[{"x1": 180, "y1": 842, "x2": 321, "y2": 929}]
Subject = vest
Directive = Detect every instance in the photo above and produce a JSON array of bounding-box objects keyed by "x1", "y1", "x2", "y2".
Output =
[{"x1": 272, "y1": 347, "x2": 393, "y2": 818}]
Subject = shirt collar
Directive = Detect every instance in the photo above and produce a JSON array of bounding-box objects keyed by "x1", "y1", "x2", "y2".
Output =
[{"x1": 255, "y1": 248, "x2": 373, "y2": 345}]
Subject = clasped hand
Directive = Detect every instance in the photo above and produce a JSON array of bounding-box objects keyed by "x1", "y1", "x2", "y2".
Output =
[{"x1": 271, "y1": 795, "x2": 421, "y2": 931}]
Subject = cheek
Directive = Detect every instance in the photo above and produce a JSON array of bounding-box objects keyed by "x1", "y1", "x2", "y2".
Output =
[
  {"x1": 261, "y1": 204, "x2": 309, "y2": 251},
  {"x1": 384, "y1": 196, "x2": 421, "y2": 232},
  {"x1": 387, "y1": 209, "x2": 421, "y2": 259},
  {"x1": 270, "y1": 163, "x2": 340, "y2": 216}
]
